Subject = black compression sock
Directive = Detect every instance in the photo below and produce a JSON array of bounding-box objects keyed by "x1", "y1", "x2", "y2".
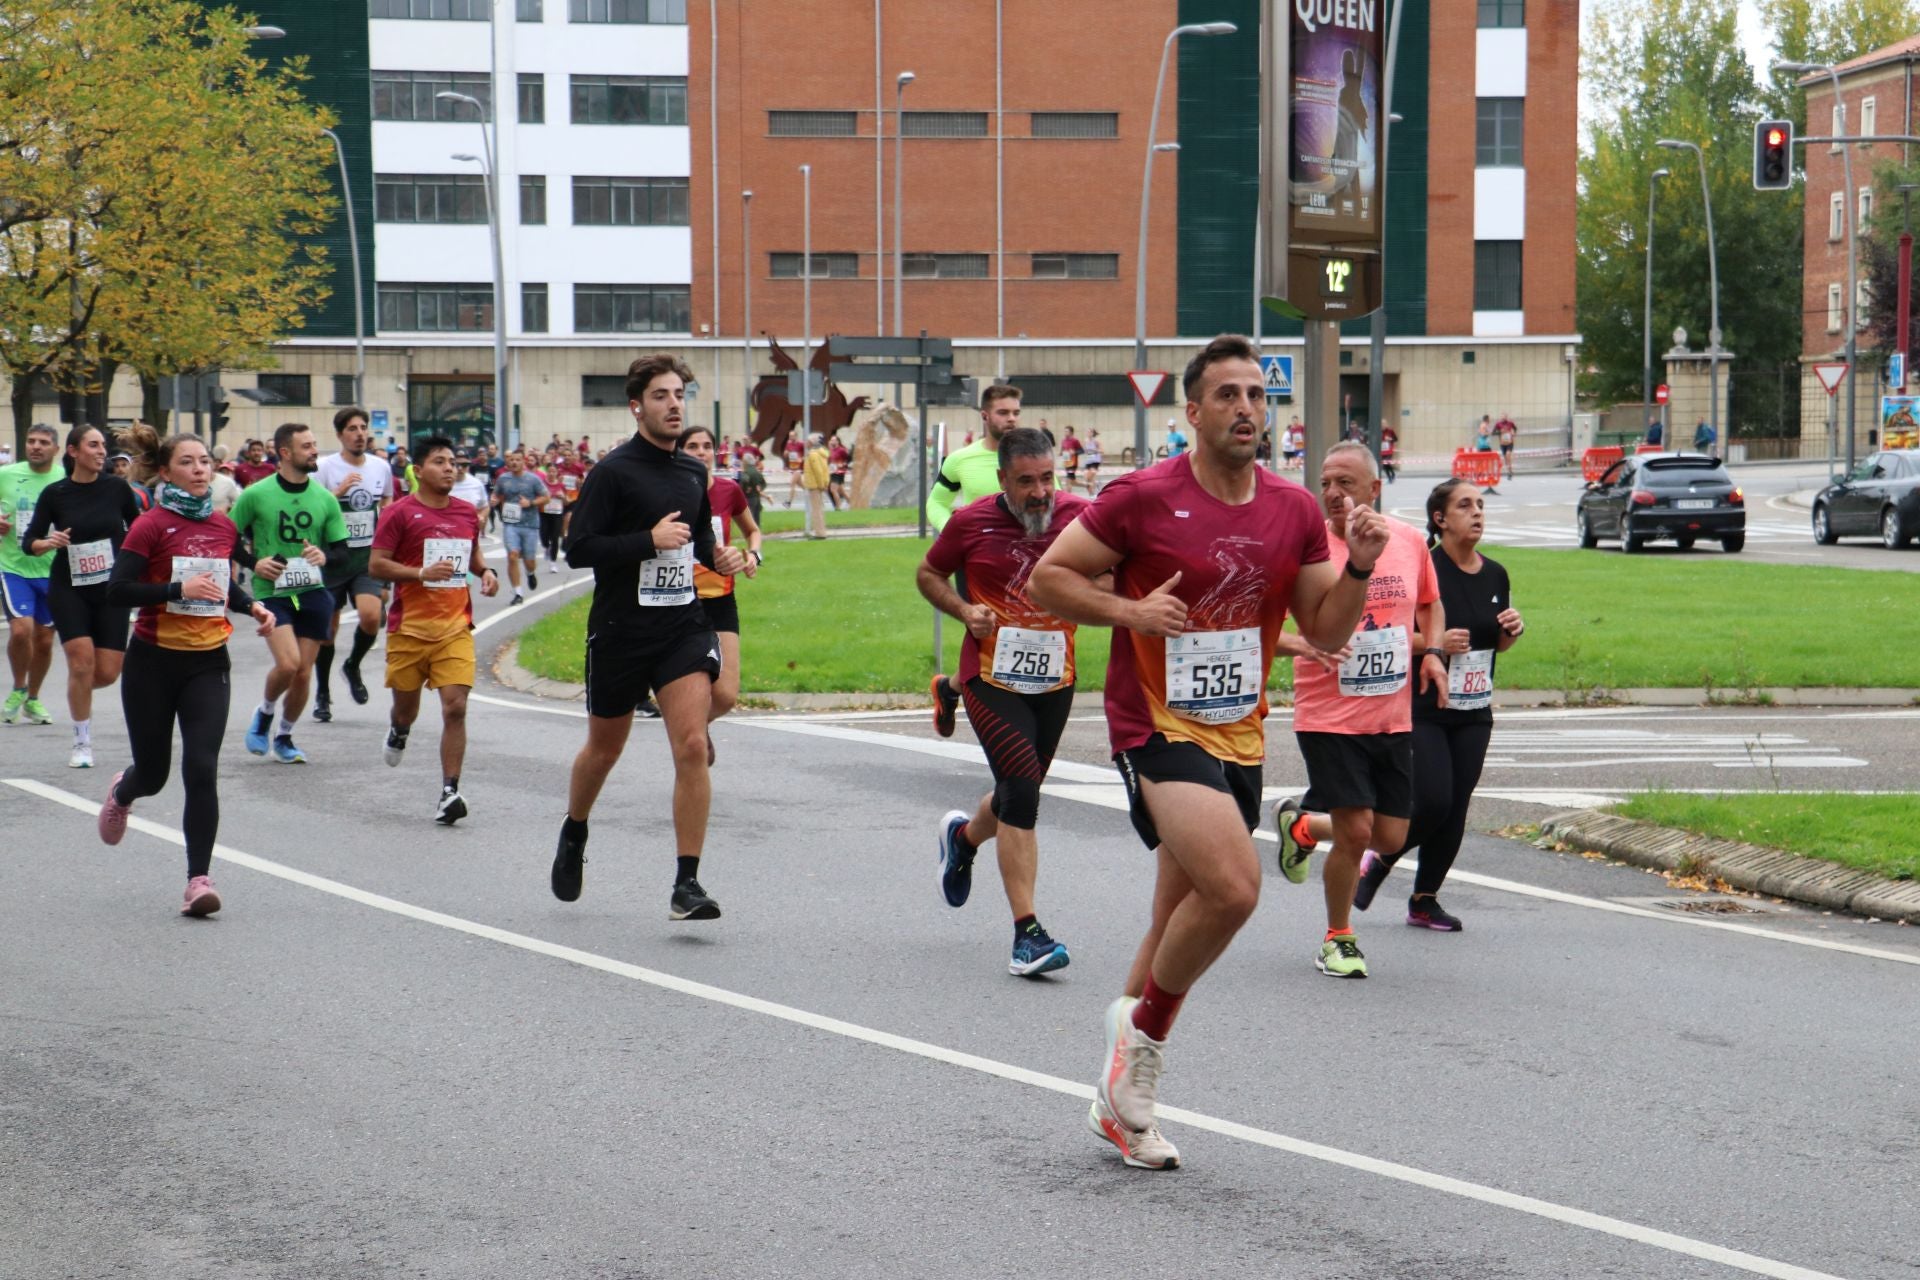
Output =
[
  {"x1": 562, "y1": 815, "x2": 588, "y2": 840},
  {"x1": 315, "y1": 642, "x2": 335, "y2": 693},
  {"x1": 347, "y1": 624, "x2": 377, "y2": 667},
  {"x1": 1014, "y1": 914, "x2": 1039, "y2": 936},
  {"x1": 675, "y1": 855, "x2": 700, "y2": 885}
]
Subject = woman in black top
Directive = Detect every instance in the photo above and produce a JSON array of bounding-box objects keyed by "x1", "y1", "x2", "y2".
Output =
[
  {"x1": 1352, "y1": 477, "x2": 1525, "y2": 930},
  {"x1": 23, "y1": 424, "x2": 144, "y2": 770}
]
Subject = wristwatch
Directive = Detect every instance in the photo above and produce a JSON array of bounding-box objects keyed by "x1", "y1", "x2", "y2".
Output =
[
  {"x1": 1423, "y1": 647, "x2": 1445, "y2": 659},
  {"x1": 1343, "y1": 560, "x2": 1373, "y2": 581}
]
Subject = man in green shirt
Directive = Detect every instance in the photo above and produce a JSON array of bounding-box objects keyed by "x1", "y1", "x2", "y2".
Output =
[
  {"x1": 228, "y1": 422, "x2": 349, "y2": 763},
  {"x1": 926, "y1": 383, "x2": 1024, "y2": 533},
  {"x1": 0, "y1": 424, "x2": 63, "y2": 724}
]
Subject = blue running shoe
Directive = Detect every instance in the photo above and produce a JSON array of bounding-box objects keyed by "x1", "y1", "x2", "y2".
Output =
[
  {"x1": 1010, "y1": 927, "x2": 1070, "y2": 977},
  {"x1": 270, "y1": 735, "x2": 308, "y2": 764},
  {"x1": 937, "y1": 809, "x2": 974, "y2": 908},
  {"x1": 245, "y1": 709, "x2": 272, "y2": 756}
]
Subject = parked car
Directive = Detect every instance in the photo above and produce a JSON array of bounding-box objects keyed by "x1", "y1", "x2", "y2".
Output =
[
  {"x1": 1576, "y1": 453, "x2": 1745, "y2": 553},
  {"x1": 1810, "y1": 449, "x2": 1920, "y2": 548}
]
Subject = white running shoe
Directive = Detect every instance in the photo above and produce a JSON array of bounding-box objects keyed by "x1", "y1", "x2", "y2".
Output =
[
  {"x1": 1096, "y1": 996, "x2": 1167, "y2": 1133},
  {"x1": 68, "y1": 742, "x2": 94, "y2": 769},
  {"x1": 1087, "y1": 1097, "x2": 1180, "y2": 1170}
]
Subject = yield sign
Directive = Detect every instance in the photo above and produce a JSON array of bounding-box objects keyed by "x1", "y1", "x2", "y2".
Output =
[
  {"x1": 1127, "y1": 370, "x2": 1169, "y2": 407},
  {"x1": 1814, "y1": 362, "x2": 1849, "y2": 395}
]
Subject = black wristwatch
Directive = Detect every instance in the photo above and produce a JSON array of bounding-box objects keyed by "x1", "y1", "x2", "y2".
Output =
[
  {"x1": 1344, "y1": 560, "x2": 1373, "y2": 581},
  {"x1": 748, "y1": 549, "x2": 763, "y2": 565},
  {"x1": 1423, "y1": 647, "x2": 1445, "y2": 659}
]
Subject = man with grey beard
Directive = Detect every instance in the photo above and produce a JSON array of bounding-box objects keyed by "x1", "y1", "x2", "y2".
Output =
[{"x1": 916, "y1": 427, "x2": 1095, "y2": 978}]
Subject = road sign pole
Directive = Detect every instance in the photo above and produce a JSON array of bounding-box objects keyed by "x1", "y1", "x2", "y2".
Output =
[{"x1": 1302, "y1": 321, "x2": 1340, "y2": 494}]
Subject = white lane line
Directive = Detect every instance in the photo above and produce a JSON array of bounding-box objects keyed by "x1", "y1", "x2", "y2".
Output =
[
  {"x1": 747, "y1": 718, "x2": 1119, "y2": 783},
  {"x1": 0, "y1": 775, "x2": 1853, "y2": 1280},
  {"x1": 471, "y1": 573, "x2": 592, "y2": 635}
]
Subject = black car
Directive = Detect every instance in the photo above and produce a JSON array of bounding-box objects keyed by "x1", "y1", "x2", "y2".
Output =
[
  {"x1": 1576, "y1": 453, "x2": 1745, "y2": 553},
  {"x1": 1811, "y1": 449, "x2": 1920, "y2": 548}
]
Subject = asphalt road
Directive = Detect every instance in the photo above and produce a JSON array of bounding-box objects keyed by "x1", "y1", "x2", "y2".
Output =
[{"x1": 3, "y1": 568, "x2": 1917, "y2": 1280}]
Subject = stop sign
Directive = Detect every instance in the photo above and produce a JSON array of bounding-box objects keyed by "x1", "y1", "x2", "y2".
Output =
[{"x1": 1654, "y1": 384, "x2": 1670, "y2": 405}]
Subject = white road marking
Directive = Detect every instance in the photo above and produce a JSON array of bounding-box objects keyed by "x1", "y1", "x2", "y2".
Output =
[
  {"x1": 471, "y1": 572, "x2": 592, "y2": 634},
  {"x1": 0, "y1": 775, "x2": 1860, "y2": 1280}
]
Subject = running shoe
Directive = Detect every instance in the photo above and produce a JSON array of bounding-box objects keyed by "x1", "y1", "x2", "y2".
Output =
[
  {"x1": 1098, "y1": 995, "x2": 1166, "y2": 1133},
  {"x1": 637, "y1": 698, "x2": 662, "y2": 719},
  {"x1": 551, "y1": 822, "x2": 587, "y2": 902},
  {"x1": 383, "y1": 725, "x2": 408, "y2": 767},
  {"x1": 21, "y1": 697, "x2": 51, "y2": 725},
  {"x1": 312, "y1": 692, "x2": 332, "y2": 723},
  {"x1": 1352, "y1": 848, "x2": 1391, "y2": 912},
  {"x1": 1316, "y1": 933, "x2": 1369, "y2": 979},
  {"x1": 1407, "y1": 896, "x2": 1464, "y2": 932},
  {"x1": 244, "y1": 709, "x2": 272, "y2": 756},
  {"x1": 68, "y1": 742, "x2": 93, "y2": 769},
  {"x1": 98, "y1": 771, "x2": 131, "y2": 845},
  {"x1": 1272, "y1": 796, "x2": 1313, "y2": 885},
  {"x1": 930, "y1": 674, "x2": 960, "y2": 738},
  {"x1": 937, "y1": 809, "x2": 974, "y2": 908},
  {"x1": 1009, "y1": 927, "x2": 1071, "y2": 977},
  {"x1": 0, "y1": 689, "x2": 24, "y2": 723},
  {"x1": 669, "y1": 879, "x2": 722, "y2": 921},
  {"x1": 271, "y1": 735, "x2": 308, "y2": 764},
  {"x1": 527, "y1": 569, "x2": 538, "y2": 591},
  {"x1": 435, "y1": 789, "x2": 468, "y2": 826},
  {"x1": 510, "y1": 591, "x2": 524, "y2": 606},
  {"x1": 341, "y1": 660, "x2": 370, "y2": 706},
  {"x1": 181, "y1": 875, "x2": 221, "y2": 918},
  {"x1": 1087, "y1": 1096, "x2": 1180, "y2": 1171}
]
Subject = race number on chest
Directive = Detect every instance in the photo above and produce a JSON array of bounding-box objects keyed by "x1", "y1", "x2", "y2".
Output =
[
  {"x1": 1165, "y1": 627, "x2": 1262, "y2": 724},
  {"x1": 991, "y1": 626, "x2": 1068, "y2": 694},
  {"x1": 637, "y1": 544, "x2": 694, "y2": 606},
  {"x1": 1338, "y1": 626, "x2": 1408, "y2": 698}
]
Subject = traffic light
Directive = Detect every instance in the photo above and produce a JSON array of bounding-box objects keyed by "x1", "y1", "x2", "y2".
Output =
[
  {"x1": 1754, "y1": 119, "x2": 1793, "y2": 190},
  {"x1": 208, "y1": 387, "x2": 230, "y2": 439}
]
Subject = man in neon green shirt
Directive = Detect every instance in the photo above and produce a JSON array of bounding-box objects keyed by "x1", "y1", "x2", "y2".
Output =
[
  {"x1": 0, "y1": 424, "x2": 63, "y2": 724},
  {"x1": 926, "y1": 383, "x2": 1024, "y2": 533}
]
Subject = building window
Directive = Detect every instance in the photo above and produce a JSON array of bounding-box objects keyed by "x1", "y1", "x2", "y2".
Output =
[
  {"x1": 371, "y1": 0, "x2": 490, "y2": 18},
  {"x1": 581, "y1": 375, "x2": 629, "y2": 406},
  {"x1": 1473, "y1": 241, "x2": 1523, "y2": 310},
  {"x1": 332, "y1": 375, "x2": 359, "y2": 406},
  {"x1": 1462, "y1": 350, "x2": 1476, "y2": 364},
  {"x1": 1030, "y1": 252, "x2": 1118, "y2": 279},
  {"x1": 1832, "y1": 102, "x2": 1844, "y2": 138},
  {"x1": 378, "y1": 282, "x2": 495, "y2": 332},
  {"x1": 522, "y1": 283, "x2": 548, "y2": 334},
  {"x1": 570, "y1": 75, "x2": 688, "y2": 125},
  {"x1": 769, "y1": 252, "x2": 860, "y2": 279},
  {"x1": 521, "y1": 175, "x2": 547, "y2": 225},
  {"x1": 1475, "y1": 98, "x2": 1523, "y2": 166},
  {"x1": 902, "y1": 252, "x2": 989, "y2": 279},
  {"x1": 1859, "y1": 186, "x2": 1873, "y2": 226},
  {"x1": 904, "y1": 111, "x2": 989, "y2": 138},
  {"x1": 375, "y1": 173, "x2": 489, "y2": 224},
  {"x1": 1861, "y1": 96, "x2": 1877, "y2": 138},
  {"x1": 255, "y1": 373, "x2": 311, "y2": 406},
  {"x1": 769, "y1": 110, "x2": 858, "y2": 137},
  {"x1": 372, "y1": 70, "x2": 492, "y2": 121},
  {"x1": 573, "y1": 284, "x2": 691, "y2": 333},
  {"x1": 1830, "y1": 191, "x2": 1845, "y2": 241},
  {"x1": 1030, "y1": 112, "x2": 1117, "y2": 139},
  {"x1": 518, "y1": 73, "x2": 545, "y2": 123},
  {"x1": 569, "y1": 0, "x2": 686, "y2": 22},
  {"x1": 1857, "y1": 279, "x2": 1872, "y2": 327},
  {"x1": 518, "y1": 0, "x2": 543, "y2": 16},
  {"x1": 1477, "y1": 0, "x2": 1523, "y2": 27},
  {"x1": 571, "y1": 176, "x2": 690, "y2": 226},
  {"x1": 1827, "y1": 283, "x2": 1844, "y2": 332}
]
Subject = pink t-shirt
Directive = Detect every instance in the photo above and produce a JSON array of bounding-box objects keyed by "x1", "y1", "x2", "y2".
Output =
[{"x1": 1290, "y1": 517, "x2": 1439, "y2": 735}]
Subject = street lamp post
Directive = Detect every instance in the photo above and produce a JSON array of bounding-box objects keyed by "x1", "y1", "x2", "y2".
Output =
[
  {"x1": 1898, "y1": 182, "x2": 1918, "y2": 396},
  {"x1": 441, "y1": 90, "x2": 511, "y2": 450},
  {"x1": 1656, "y1": 138, "x2": 1719, "y2": 452},
  {"x1": 1776, "y1": 61, "x2": 1858, "y2": 470},
  {"x1": 742, "y1": 190, "x2": 753, "y2": 441},
  {"x1": 321, "y1": 128, "x2": 366, "y2": 410},
  {"x1": 801, "y1": 164, "x2": 812, "y2": 452},
  {"x1": 893, "y1": 71, "x2": 914, "y2": 338},
  {"x1": 1643, "y1": 167, "x2": 1669, "y2": 440},
  {"x1": 1135, "y1": 20, "x2": 1236, "y2": 470}
]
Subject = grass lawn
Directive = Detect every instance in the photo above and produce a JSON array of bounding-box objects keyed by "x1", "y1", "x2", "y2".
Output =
[
  {"x1": 1608, "y1": 792, "x2": 1920, "y2": 881},
  {"x1": 515, "y1": 538, "x2": 1920, "y2": 694},
  {"x1": 752, "y1": 505, "x2": 915, "y2": 535}
]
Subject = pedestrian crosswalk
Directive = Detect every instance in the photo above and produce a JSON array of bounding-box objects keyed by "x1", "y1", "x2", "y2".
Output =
[
  {"x1": 1482, "y1": 726, "x2": 1865, "y2": 770},
  {"x1": 1385, "y1": 506, "x2": 1811, "y2": 549}
]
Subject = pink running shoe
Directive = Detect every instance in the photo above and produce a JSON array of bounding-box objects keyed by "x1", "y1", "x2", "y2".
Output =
[
  {"x1": 98, "y1": 772, "x2": 131, "y2": 845},
  {"x1": 181, "y1": 876, "x2": 222, "y2": 917}
]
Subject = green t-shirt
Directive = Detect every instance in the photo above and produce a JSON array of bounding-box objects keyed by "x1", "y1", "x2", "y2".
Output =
[
  {"x1": 0, "y1": 461, "x2": 61, "y2": 578},
  {"x1": 925, "y1": 439, "x2": 1002, "y2": 532},
  {"x1": 228, "y1": 473, "x2": 348, "y2": 599}
]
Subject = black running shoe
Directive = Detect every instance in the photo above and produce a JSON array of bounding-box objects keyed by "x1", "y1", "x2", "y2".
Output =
[
  {"x1": 1352, "y1": 848, "x2": 1392, "y2": 912},
  {"x1": 312, "y1": 693, "x2": 332, "y2": 723},
  {"x1": 342, "y1": 660, "x2": 370, "y2": 706},
  {"x1": 1407, "y1": 896, "x2": 1463, "y2": 932},
  {"x1": 930, "y1": 674, "x2": 960, "y2": 738},
  {"x1": 637, "y1": 698, "x2": 662, "y2": 719},
  {"x1": 670, "y1": 879, "x2": 721, "y2": 921},
  {"x1": 552, "y1": 823, "x2": 587, "y2": 902},
  {"x1": 435, "y1": 789, "x2": 468, "y2": 826},
  {"x1": 527, "y1": 568, "x2": 538, "y2": 591}
]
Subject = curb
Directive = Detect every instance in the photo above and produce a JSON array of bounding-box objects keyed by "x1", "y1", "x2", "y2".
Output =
[{"x1": 1539, "y1": 809, "x2": 1920, "y2": 924}]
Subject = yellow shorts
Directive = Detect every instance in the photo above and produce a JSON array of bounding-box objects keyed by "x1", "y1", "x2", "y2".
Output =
[{"x1": 385, "y1": 629, "x2": 476, "y2": 692}]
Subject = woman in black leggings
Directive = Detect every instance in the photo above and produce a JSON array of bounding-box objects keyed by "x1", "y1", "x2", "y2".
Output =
[
  {"x1": 99, "y1": 434, "x2": 276, "y2": 917},
  {"x1": 1352, "y1": 477, "x2": 1525, "y2": 930}
]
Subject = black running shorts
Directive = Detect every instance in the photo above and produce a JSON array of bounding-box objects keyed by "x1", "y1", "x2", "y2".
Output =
[
  {"x1": 262, "y1": 588, "x2": 335, "y2": 642},
  {"x1": 585, "y1": 627, "x2": 721, "y2": 719},
  {"x1": 1296, "y1": 730, "x2": 1415, "y2": 819},
  {"x1": 49, "y1": 584, "x2": 130, "y2": 650},
  {"x1": 961, "y1": 676, "x2": 1073, "y2": 786},
  {"x1": 1114, "y1": 733, "x2": 1263, "y2": 853},
  {"x1": 701, "y1": 592, "x2": 740, "y2": 635}
]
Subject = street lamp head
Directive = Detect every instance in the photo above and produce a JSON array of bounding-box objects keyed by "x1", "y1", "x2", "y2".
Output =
[
  {"x1": 452, "y1": 152, "x2": 479, "y2": 162},
  {"x1": 1773, "y1": 59, "x2": 1824, "y2": 74},
  {"x1": 1654, "y1": 138, "x2": 1689, "y2": 150},
  {"x1": 1652, "y1": 167, "x2": 1670, "y2": 179},
  {"x1": 1196, "y1": 21, "x2": 1238, "y2": 34},
  {"x1": 743, "y1": 189, "x2": 753, "y2": 201},
  {"x1": 799, "y1": 164, "x2": 811, "y2": 175},
  {"x1": 897, "y1": 70, "x2": 916, "y2": 86},
  {"x1": 1154, "y1": 142, "x2": 1181, "y2": 152},
  {"x1": 243, "y1": 25, "x2": 286, "y2": 39}
]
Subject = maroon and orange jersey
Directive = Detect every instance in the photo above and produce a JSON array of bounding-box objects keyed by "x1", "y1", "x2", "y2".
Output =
[
  {"x1": 695, "y1": 476, "x2": 748, "y2": 600},
  {"x1": 924, "y1": 491, "x2": 1090, "y2": 693},
  {"x1": 374, "y1": 494, "x2": 482, "y2": 641},
  {"x1": 121, "y1": 506, "x2": 243, "y2": 651}
]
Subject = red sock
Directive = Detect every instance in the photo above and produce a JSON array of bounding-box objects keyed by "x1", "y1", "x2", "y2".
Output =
[
  {"x1": 1131, "y1": 976, "x2": 1186, "y2": 1041},
  {"x1": 1290, "y1": 814, "x2": 1318, "y2": 849},
  {"x1": 1325, "y1": 926, "x2": 1355, "y2": 941}
]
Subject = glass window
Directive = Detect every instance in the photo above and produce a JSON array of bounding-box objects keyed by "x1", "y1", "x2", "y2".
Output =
[
  {"x1": 1476, "y1": 0, "x2": 1523, "y2": 27},
  {"x1": 1861, "y1": 96, "x2": 1877, "y2": 138},
  {"x1": 903, "y1": 111, "x2": 988, "y2": 138},
  {"x1": 1859, "y1": 186, "x2": 1873, "y2": 225},
  {"x1": 571, "y1": 177, "x2": 690, "y2": 226},
  {"x1": 902, "y1": 253, "x2": 989, "y2": 279},
  {"x1": 332, "y1": 375, "x2": 359, "y2": 406},
  {"x1": 570, "y1": 75, "x2": 688, "y2": 125},
  {"x1": 1473, "y1": 241, "x2": 1522, "y2": 310},
  {"x1": 1029, "y1": 112, "x2": 1118, "y2": 139},
  {"x1": 1475, "y1": 98, "x2": 1523, "y2": 167},
  {"x1": 517, "y1": 0, "x2": 543, "y2": 17},
  {"x1": 520, "y1": 175, "x2": 546, "y2": 225},
  {"x1": 769, "y1": 252, "x2": 860, "y2": 278},
  {"x1": 1827, "y1": 283, "x2": 1843, "y2": 332},
  {"x1": 573, "y1": 284, "x2": 692, "y2": 333},
  {"x1": 1830, "y1": 192, "x2": 1845, "y2": 241},
  {"x1": 581, "y1": 375, "x2": 629, "y2": 406},
  {"x1": 255, "y1": 373, "x2": 311, "y2": 406},
  {"x1": 518, "y1": 73, "x2": 545, "y2": 123},
  {"x1": 1030, "y1": 252, "x2": 1118, "y2": 279},
  {"x1": 768, "y1": 110, "x2": 859, "y2": 137},
  {"x1": 371, "y1": 0, "x2": 490, "y2": 17},
  {"x1": 374, "y1": 173, "x2": 490, "y2": 224},
  {"x1": 378, "y1": 283, "x2": 495, "y2": 332},
  {"x1": 569, "y1": 0, "x2": 686, "y2": 23},
  {"x1": 522, "y1": 283, "x2": 548, "y2": 334},
  {"x1": 371, "y1": 70, "x2": 492, "y2": 121}
]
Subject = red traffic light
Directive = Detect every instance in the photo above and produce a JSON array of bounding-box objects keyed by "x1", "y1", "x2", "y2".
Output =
[{"x1": 1766, "y1": 127, "x2": 1786, "y2": 146}]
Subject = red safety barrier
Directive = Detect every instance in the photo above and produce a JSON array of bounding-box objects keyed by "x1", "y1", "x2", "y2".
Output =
[
  {"x1": 1581, "y1": 446, "x2": 1623, "y2": 482},
  {"x1": 1634, "y1": 442, "x2": 1665, "y2": 455},
  {"x1": 1451, "y1": 449, "x2": 1505, "y2": 488}
]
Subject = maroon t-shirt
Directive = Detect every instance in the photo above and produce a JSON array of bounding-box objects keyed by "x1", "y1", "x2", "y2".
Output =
[
  {"x1": 372, "y1": 494, "x2": 482, "y2": 640},
  {"x1": 925, "y1": 491, "x2": 1091, "y2": 690},
  {"x1": 696, "y1": 477, "x2": 748, "y2": 599},
  {"x1": 120, "y1": 506, "x2": 243, "y2": 651}
]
